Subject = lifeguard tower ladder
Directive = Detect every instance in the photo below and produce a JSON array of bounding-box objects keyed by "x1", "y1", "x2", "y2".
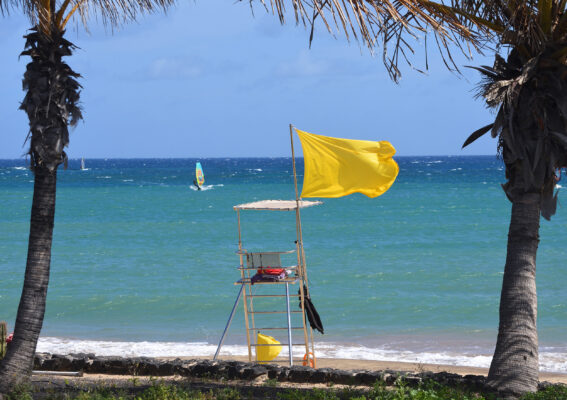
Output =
[{"x1": 214, "y1": 199, "x2": 321, "y2": 366}]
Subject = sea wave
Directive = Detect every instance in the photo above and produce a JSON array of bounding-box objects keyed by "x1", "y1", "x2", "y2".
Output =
[
  {"x1": 189, "y1": 184, "x2": 222, "y2": 191},
  {"x1": 36, "y1": 337, "x2": 567, "y2": 373}
]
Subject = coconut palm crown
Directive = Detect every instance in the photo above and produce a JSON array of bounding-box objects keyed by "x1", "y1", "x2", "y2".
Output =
[{"x1": 462, "y1": 1, "x2": 567, "y2": 218}]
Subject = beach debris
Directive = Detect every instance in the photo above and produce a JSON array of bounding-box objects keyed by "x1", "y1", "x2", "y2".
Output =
[{"x1": 32, "y1": 371, "x2": 83, "y2": 377}]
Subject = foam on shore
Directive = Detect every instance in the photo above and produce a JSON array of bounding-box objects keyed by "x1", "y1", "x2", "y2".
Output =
[{"x1": 37, "y1": 337, "x2": 567, "y2": 373}]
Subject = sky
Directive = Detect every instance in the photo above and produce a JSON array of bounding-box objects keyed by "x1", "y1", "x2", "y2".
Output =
[{"x1": 0, "y1": 0, "x2": 499, "y2": 159}]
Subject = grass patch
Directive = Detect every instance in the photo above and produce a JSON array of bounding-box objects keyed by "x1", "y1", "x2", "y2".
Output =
[
  {"x1": 4, "y1": 383, "x2": 34, "y2": 400},
  {"x1": 6, "y1": 379, "x2": 567, "y2": 400},
  {"x1": 521, "y1": 385, "x2": 567, "y2": 400}
]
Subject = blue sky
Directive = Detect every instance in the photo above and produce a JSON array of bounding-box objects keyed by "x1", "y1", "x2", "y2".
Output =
[{"x1": 1, "y1": 1, "x2": 498, "y2": 158}]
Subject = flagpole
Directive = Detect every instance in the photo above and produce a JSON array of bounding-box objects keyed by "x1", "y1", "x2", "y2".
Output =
[
  {"x1": 290, "y1": 124, "x2": 300, "y2": 203},
  {"x1": 290, "y1": 124, "x2": 312, "y2": 366},
  {"x1": 290, "y1": 124, "x2": 304, "y2": 283},
  {"x1": 289, "y1": 125, "x2": 310, "y2": 283}
]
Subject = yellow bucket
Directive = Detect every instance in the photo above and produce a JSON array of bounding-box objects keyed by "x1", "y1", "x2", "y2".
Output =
[{"x1": 256, "y1": 333, "x2": 282, "y2": 363}]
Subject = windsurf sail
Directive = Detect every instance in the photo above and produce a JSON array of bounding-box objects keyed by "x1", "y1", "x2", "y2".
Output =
[
  {"x1": 196, "y1": 162, "x2": 205, "y2": 187},
  {"x1": 80, "y1": 158, "x2": 86, "y2": 170}
]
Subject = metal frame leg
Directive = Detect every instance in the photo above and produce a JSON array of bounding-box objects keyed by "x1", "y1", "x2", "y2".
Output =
[
  {"x1": 214, "y1": 285, "x2": 244, "y2": 360},
  {"x1": 285, "y1": 282, "x2": 293, "y2": 366}
]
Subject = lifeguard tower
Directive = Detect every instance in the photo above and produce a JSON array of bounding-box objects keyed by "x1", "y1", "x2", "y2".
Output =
[
  {"x1": 214, "y1": 128, "x2": 322, "y2": 367},
  {"x1": 214, "y1": 198, "x2": 321, "y2": 366}
]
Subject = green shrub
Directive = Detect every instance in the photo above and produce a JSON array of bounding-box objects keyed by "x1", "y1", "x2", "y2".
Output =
[
  {"x1": 74, "y1": 390, "x2": 127, "y2": 400},
  {"x1": 214, "y1": 388, "x2": 241, "y2": 400},
  {"x1": 521, "y1": 385, "x2": 567, "y2": 400},
  {"x1": 5, "y1": 383, "x2": 34, "y2": 400},
  {"x1": 277, "y1": 389, "x2": 340, "y2": 400},
  {"x1": 136, "y1": 383, "x2": 193, "y2": 400},
  {"x1": 361, "y1": 380, "x2": 489, "y2": 400}
]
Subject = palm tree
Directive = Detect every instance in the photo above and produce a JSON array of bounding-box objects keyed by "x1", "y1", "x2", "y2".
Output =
[
  {"x1": 0, "y1": 0, "x2": 174, "y2": 393},
  {"x1": 456, "y1": 1, "x2": 567, "y2": 397}
]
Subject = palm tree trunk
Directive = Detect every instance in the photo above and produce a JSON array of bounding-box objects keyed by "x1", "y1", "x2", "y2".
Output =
[
  {"x1": 0, "y1": 24, "x2": 80, "y2": 395},
  {"x1": 486, "y1": 192, "x2": 540, "y2": 397},
  {"x1": 0, "y1": 167, "x2": 57, "y2": 393}
]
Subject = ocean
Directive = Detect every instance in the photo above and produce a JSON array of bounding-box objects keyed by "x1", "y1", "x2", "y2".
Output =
[{"x1": 1, "y1": 156, "x2": 566, "y2": 372}]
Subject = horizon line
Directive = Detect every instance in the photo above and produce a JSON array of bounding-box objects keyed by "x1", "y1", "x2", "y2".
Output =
[{"x1": 0, "y1": 154, "x2": 499, "y2": 161}]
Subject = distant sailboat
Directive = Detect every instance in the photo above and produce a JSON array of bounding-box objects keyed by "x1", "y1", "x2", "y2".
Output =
[
  {"x1": 80, "y1": 158, "x2": 86, "y2": 170},
  {"x1": 194, "y1": 162, "x2": 204, "y2": 190}
]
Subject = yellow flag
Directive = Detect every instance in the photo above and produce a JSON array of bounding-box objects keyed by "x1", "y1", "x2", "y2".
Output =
[{"x1": 297, "y1": 129, "x2": 399, "y2": 198}]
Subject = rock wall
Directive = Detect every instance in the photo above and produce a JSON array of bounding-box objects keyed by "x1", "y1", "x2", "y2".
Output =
[{"x1": 34, "y1": 353, "x2": 490, "y2": 391}]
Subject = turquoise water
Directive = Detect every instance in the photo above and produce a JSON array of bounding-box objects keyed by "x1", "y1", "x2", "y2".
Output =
[{"x1": 1, "y1": 157, "x2": 566, "y2": 371}]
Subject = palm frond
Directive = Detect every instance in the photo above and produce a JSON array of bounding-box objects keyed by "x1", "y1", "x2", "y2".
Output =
[
  {"x1": 462, "y1": 123, "x2": 494, "y2": 148},
  {"x1": 538, "y1": 0, "x2": 552, "y2": 35},
  {"x1": 470, "y1": 42, "x2": 567, "y2": 219},
  {"x1": 251, "y1": 0, "x2": 495, "y2": 81},
  {"x1": 3, "y1": 0, "x2": 176, "y2": 32}
]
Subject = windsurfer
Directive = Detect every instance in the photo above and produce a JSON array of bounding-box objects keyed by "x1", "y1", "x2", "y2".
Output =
[{"x1": 193, "y1": 179, "x2": 202, "y2": 190}]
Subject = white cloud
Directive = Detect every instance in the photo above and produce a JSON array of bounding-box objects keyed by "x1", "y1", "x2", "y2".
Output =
[
  {"x1": 275, "y1": 51, "x2": 328, "y2": 78},
  {"x1": 148, "y1": 58, "x2": 202, "y2": 80}
]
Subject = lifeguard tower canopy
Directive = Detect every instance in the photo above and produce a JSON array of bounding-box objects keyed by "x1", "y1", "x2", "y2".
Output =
[{"x1": 234, "y1": 199, "x2": 322, "y2": 211}]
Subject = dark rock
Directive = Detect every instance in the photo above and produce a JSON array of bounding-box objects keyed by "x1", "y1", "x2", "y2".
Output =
[
  {"x1": 67, "y1": 353, "x2": 93, "y2": 371},
  {"x1": 189, "y1": 360, "x2": 218, "y2": 377},
  {"x1": 35, "y1": 354, "x2": 74, "y2": 371},
  {"x1": 432, "y1": 371, "x2": 462, "y2": 385},
  {"x1": 175, "y1": 360, "x2": 199, "y2": 377},
  {"x1": 417, "y1": 371, "x2": 435, "y2": 380},
  {"x1": 274, "y1": 366, "x2": 291, "y2": 381},
  {"x1": 328, "y1": 369, "x2": 357, "y2": 385},
  {"x1": 400, "y1": 375, "x2": 422, "y2": 387},
  {"x1": 212, "y1": 361, "x2": 230, "y2": 378},
  {"x1": 33, "y1": 353, "x2": 52, "y2": 369},
  {"x1": 52, "y1": 354, "x2": 75, "y2": 371},
  {"x1": 355, "y1": 370, "x2": 383, "y2": 385},
  {"x1": 226, "y1": 364, "x2": 241, "y2": 380},
  {"x1": 288, "y1": 366, "x2": 314, "y2": 383},
  {"x1": 87, "y1": 356, "x2": 130, "y2": 374},
  {"x1": 383, "y1": 373, "x2": 398, "y2": 385},
  {"x1": 309, "y1": 368, "x2": 334, "y2": 383},
  {"x1": 266, "y1": 365, "x2": 284, "y2": 380},
  {"x1": 134, "y1": 359, "x2": 163, "y2": 376},
  {"x1": 463, "y1": 374, "x2": 486, "y2": 390},
  {"x1": 228, "y1": 362, "x2": 259, "y2": 380},
  {"x1": 240, "y1": 365, "x2": 267, "y2": 380}
]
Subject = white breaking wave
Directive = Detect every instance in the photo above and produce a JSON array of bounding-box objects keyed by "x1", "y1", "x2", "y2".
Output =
[
  {"x1": 189, "y1": 184, "x2": 222, "y2": 191},
  {"x1": 36, "y1": 337, "x2": 567, "y2": 373}
]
